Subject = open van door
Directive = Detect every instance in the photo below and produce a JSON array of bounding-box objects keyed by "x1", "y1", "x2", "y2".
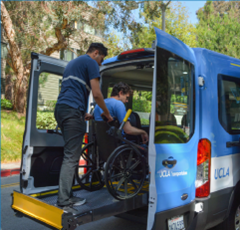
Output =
[
  {"x1": 147, "y1": 28, "x2": 199, "y2": 230},
  {"x1": 20, "y1": 53, "x2": 68, "y2": 194}
]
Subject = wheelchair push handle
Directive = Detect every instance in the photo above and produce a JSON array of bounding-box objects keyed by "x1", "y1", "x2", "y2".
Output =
[{"x1": 119, "y1": 109, "x2": 132, "y2": 131}]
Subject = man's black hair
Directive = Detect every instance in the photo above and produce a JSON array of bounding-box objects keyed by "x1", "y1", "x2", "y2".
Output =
[
  {"x1": 86, "y1": 43, "x2": 108, "y2": 56},
  {"x1": 111, "y1": 82, "x2": 133, "y2": 97}
]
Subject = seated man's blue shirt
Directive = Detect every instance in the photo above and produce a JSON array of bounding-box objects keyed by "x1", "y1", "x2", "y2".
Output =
[
  {"x1": 94, "y1": 98, "x2": 127, "y2": 123},
  {"x1": 57, "y1": 54, "x2": 100, "y2": 112}
]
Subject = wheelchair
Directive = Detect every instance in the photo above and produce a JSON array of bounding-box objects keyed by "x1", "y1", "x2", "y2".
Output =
[{"x1": 75, "y1": 109, "x2": 148, "y2": 201}]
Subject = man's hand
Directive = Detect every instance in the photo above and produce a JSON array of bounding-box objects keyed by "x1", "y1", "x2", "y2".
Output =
[
  {"x1": 141, "y1": 131, "x2": 149, "y2": 144},
  {"x1": 101, "y1": 111, "x2": 113, "y2": 122},
  {"x1": 90, "y1": 78, "x2": 113, "y2": 121},
  {"x1": 85, "y1": 113, "x2": 93, "y2": 121}
]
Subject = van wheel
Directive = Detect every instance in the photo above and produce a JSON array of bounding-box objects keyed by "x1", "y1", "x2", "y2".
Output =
[
  {"x1": 105, "y1": 144, "x2": 146, "y2": 201},
  {"x1": 214, "y1": 193, "x2": 240, "y2": 230},
  {"x1": 75, "y1": 142, "x2": 104, "y2": 191}
]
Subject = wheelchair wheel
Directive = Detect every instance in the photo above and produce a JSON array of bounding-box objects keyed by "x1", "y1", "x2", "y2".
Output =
[
  {"x1": 75, "y1": 142, "x2": 104, "y2": 191},
  {"x1": 105, "y1": 144, "x2": 146, "y2": 200}
]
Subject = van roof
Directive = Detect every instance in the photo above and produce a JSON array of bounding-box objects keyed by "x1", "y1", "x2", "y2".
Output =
[
  {"x1": 193, "y1": 48, "x2": 240, "y2": 65},
  {"x1": 103, "y1": 47, "x2": 240, "y2": 68},
  {"x1": 103, "y1": 48, "x2": 154, "y2": 65}
]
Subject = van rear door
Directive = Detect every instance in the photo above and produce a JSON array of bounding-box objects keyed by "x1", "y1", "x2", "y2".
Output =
[
  {"x1": 147, "y1": 28, "x2": 199, "y2": 229},
  {"x1": 21, "y1": 53, "x2": 67, "y2": 194}
]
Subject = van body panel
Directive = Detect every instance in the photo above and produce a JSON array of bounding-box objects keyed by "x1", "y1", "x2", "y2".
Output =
[{"x1": 155, "y1": 28, "x2": 196, "y2": 65}]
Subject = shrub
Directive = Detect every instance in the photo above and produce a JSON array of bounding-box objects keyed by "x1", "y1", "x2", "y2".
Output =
[
  {"x1": 1, "y1": 99, "x2": 13, "y2": 110},
  {"x1": 45, "y1": 100, "x2": 57, "y2": 112},
  {"x1": 36, "y1": 111, "x2": 57, "y2": 129}
]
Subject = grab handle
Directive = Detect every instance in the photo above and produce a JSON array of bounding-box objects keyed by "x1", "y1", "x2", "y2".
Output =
[{"x1": 119, "y1": 109, "x2": 132, "y2": 131}]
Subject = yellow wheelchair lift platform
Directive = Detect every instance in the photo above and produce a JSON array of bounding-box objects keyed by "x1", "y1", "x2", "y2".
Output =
[{"x1": 12, "y1": 182, "x2": 149, "y2": 230}]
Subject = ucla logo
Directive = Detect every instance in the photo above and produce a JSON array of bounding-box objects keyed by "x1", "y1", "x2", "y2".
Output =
[
  {"x1": 215, "y1": 167, "x2": 229, "y2": 179},
  {"x1": 158, "y1": 170, "x2": 171, "y2": 178}
]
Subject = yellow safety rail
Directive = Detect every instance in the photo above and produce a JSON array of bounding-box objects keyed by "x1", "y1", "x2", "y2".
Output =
[
  {"x1": 119, "y1": 109, "x2": 132, "y2": 130},
  {"x1": 123, "y1": 109, "x2": 132, "y2": 122}
]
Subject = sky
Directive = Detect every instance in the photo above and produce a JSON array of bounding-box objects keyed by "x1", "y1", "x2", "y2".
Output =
[
  {"x1": 182, "y1": 1, "x2": 206, "y2": 24},
  {"x1": 114, "y1": 1, "x2": 207, "y2": 48}
]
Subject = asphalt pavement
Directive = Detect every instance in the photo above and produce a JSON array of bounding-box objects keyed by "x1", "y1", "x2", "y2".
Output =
[{"x1": 1, "y1": 175, "x2": 147, "y2": 230}]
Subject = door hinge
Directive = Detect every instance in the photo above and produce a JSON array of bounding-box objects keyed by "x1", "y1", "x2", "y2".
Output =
[
  {"x1": 37, "y1": 60, "x2": 41, "y2": 71},
  {"x1": 23, "y1": 145, "x2": 28, "y2": 154}
]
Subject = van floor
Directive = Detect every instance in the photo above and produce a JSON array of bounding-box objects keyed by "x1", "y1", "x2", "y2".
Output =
[{"x1": 38, "y1": 183, "x2": 149, "y2": 224}]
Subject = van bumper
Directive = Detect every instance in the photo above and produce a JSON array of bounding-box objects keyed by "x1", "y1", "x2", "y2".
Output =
[{"x1": 151, "y1": 201, "x2": 195, "y2": 230}]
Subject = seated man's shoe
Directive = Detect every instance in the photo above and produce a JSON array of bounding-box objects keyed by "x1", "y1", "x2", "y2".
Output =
[{"x1": 69, "y1": 196, "x2": 86, "y2": 206}]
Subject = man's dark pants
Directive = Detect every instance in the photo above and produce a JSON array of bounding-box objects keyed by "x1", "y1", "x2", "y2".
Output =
[{"x1": 54, "y1": 104, "x2": 86, "y2": 206}]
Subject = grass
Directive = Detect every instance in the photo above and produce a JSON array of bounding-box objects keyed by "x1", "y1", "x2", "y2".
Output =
[{"x1": 1, "y1": 110, "x2": 25, "y2": 163}]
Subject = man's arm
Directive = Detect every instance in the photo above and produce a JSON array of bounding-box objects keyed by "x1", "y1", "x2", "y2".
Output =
[
  {"x1": 123, "y1": 121, "x2": 149, "y2": 144},
  {"x1": 90, "y1": 78, "x2": 113, "y2": 121}
]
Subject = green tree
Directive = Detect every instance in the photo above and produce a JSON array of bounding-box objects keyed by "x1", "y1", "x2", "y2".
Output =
[
  {"x1": 104, "y1": 32, "x2": 129, "y2": 58},
  {"x1": 197, "y1": 1, "x2": 240, "y2": 20},
  {"x1": 132, "y1": 2, "x2": 197, "y2": 49},
  {"x1": 196, "y1": 1, "x2": 240, "y2": 59},
  {"x1": 1, "y1": 1, "x2": 141, "y2": 113}
]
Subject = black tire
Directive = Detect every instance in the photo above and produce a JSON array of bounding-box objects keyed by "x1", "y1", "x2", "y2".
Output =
[
  {"x1": 213, "y1": 191, "x2": 240, "y2": 230},
  {"x1": 104, "y1": 144, "x2": 146, "y2": 201},
  {"x1": 75, "y1": 142, "x2": 104, "y2": 191}
]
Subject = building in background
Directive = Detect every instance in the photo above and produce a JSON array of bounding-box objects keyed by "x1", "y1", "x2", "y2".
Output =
[
  {"x1": 37, "y1": 18, "x2": 104, "y2": 110},
  {"x1": 1, "y1": 22, "x2": 9, "y2": 99},
  {"x1": 1, "y1": 16, "x2": 104, "y2": 110}
]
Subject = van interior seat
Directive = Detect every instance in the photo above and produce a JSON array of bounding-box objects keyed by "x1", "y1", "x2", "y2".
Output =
[
  {"x1": 130, "y1": 111, "x2": 141, "y2": 128},
  {"x1": 125, "y1": 111, "x2": 142, "y2": 144}
]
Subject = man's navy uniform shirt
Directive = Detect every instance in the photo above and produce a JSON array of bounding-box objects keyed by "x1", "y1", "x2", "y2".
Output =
[{"x1": 57, "y1": 54, "x2": 100, "y2": 112}]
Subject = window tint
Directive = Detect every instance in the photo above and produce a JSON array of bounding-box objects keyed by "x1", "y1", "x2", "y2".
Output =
[
  {"x1": 60, "y1": 49, "x2": 79, "y2": 61},
  {"x1": 155, "y1": 47, "x2": 195, "y2": 144},
  {"x1": 84, "y1": 24, "x2": 95, "y2": 35},
  {"x1": 132, "y1": 90, "x2": 152, "y2": 125},
  {"x1": 37, "y1": 72, "x2": 61, "y2": 130},
  {"x1": 218, "y1": 74, "x2": 240, "y2": 134}
]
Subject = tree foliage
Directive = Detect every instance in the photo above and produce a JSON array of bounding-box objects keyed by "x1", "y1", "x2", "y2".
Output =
[
  {"x1": 2, "y1": 1, "x2": 142, "y2": 113},
  {"x1": 104, "y1": 32, "x2": 126, "y2": 58},
  {"x1": 132, "y1": 2, "x2": 197, "y2": 49},
  {"x1": 196, "y1": 1, "x2": 240, "y2": 59}
]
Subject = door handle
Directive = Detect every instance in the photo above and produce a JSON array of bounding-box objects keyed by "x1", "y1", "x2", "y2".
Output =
[{"x1": 162, "y1": 157, "x2": 177, "y2": 169}]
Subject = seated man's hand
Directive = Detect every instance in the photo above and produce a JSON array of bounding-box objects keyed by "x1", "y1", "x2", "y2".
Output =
[
  {"x1": 141, "y1": 131, "x2": 149, "y2": 144},
  {"x1": 85, "y1": 113, "x2": 93, "y2": 121}
]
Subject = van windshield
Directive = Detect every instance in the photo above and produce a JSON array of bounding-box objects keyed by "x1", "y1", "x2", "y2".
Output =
[{"x1": 155, "y1": 47, "x2": 195, "y2": 144}]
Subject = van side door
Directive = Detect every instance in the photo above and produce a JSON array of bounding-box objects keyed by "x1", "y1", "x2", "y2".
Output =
[{"x1": 147, "y1": 28, "x2": 199, "y2": 230}]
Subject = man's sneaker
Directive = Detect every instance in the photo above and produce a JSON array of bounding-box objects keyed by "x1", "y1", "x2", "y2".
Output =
[
  {"x1": 69, "y1": 196, "x2": 86, "y2": 206},
  {"x1": 61, "y1": 205, "x2": 78, "y2": 215}
]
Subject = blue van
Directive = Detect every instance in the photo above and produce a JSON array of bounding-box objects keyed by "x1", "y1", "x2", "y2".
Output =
[{"x1": 12, "y1": 27, "x2": 240, "y2": 230}]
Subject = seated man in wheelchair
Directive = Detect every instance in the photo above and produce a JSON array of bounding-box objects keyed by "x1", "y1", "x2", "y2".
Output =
[
  {"x1": 94, "y1": 82, "x2": 148, "y2": 145},
  {"x1": 76, "y1": 83, "x2": 149, "y2": 201}
]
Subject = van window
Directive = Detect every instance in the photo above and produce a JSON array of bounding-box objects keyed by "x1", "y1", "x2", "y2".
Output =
[
  {"x1": 132, "y1": 90, "x2": 152, "y2": 125},
  {"x1": 218, "y1": 74, "x2": 240, "y2": 134},
  {"x1": 155, "y1": 47, "x2": 195, "y2": 144},
  {"x1": 37, "y1": 72, "x2": 61, "y2": 130}
]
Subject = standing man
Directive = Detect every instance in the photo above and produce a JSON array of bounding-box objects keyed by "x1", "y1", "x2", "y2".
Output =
[{"x1": 54, "y1": 43, "x2": 113, "y2": 214}]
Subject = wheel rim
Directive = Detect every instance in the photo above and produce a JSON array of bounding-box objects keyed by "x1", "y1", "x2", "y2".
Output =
[
  {"x1": 105, "y1": 146, "x2": 146, "y2": 200},
  {"x1": 75, "y1": 143, "x2": 104, "y2": 191},
  {"x1": 235, "y1": 204, "x2": 240, "y2": 230}
]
